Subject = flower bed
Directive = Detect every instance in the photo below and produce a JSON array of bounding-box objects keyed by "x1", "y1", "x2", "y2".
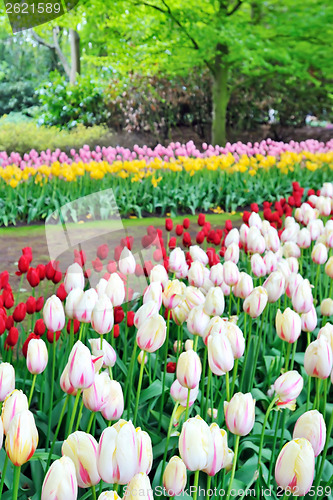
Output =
[
  {"x1": 0, "y1": 140, "x2": 332, "y2": 225},
  {"x1": 0, "y1": 182, "x2": 332, "y2": 499}
]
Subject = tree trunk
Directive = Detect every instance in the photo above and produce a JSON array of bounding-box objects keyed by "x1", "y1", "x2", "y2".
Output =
[
  {"x1": 69, "y1": 29, "x2": 80, "y2": 85},
  {"x1": 212, "y1": 62, "x2": 229, "y2": 146}
]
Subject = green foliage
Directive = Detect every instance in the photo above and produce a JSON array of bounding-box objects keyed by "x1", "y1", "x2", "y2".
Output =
[
  {"x1": 0, "y1": 120, "x2": 109, "y2": 155},
  {"x1": 36, "y1": 73, "x2": 110, "y2": 129}
]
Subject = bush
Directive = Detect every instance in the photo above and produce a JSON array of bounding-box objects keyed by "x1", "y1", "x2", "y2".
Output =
[
  {"x1": 0, "y1": 80, "x2": 38, "y2": 115},
  {"x1": 36, "y1": 72, "x2": 110, "y2": 129},
  {"x1": 0, "y1": 120, "x2": 110, "y2": 155}
]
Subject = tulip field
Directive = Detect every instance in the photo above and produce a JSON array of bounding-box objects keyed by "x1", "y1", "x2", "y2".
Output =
[{"x1": 0, "y1": 142, "x2": 332, "y2": 500}]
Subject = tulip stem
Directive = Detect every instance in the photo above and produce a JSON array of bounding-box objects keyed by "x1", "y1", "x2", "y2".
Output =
[
  {"x1": 125, "y1": 341, "x2": 138, "y2": 420},
  {"x1": 160, "y1": 401, "x2": 179, "y2": 484},
  {"x1": 314, "y1": 406, "x2": 333, "y2": 499},
  {"x1": 192, "y1": 470, "x2": 200, "y2": 500},
  {"x1": 46, "y1": 332, "x2": 57, "y2": 450},
  {"x1": 239, "y1": 316, "x2": 251, "y2": 392},
  {"x1": 289, "y1": 340, "x2": 297, "y2": 371},
  {"x1": 0, "y1": 455, "x2": 8, "y2": 497},
  {"x1": 267, "y1": 410, "x2": 281, "y2": 484},
  {"x1": 206, "y1": 475, "x2": 212, "y2": 500},
  {"x1": 91, "y1": 485, "x2": 97, "y2": 500},
  {"x1": 75, "y1": 398, "x2": 85, "y2": 431},
  {"x1": 100, "y1": 334, "x2": 103, "y2": 351},
  {"x1": 284, "y1": 342, "x2": 292, "y2": 372},
  {"x1": 193, "y1": 335, "x2": 199, "y2": 352},
  {"x1": 225, "y1": 371, "x2": 230, "y2": 402},
  {"x1": 158, "y1": 309, "x2": 171, "y2": 431},
  {"x1": 256, "y1": 396, "x2": 279, "y2": 495},
  {"x1": 133, "y1": 350, "x2": 146, "y2": 426},
  {"x1": 185, "y1": 388, "x2": 191, "y2": 421},
  {"x1": 230, "y1": 358, "x2": 239, "y2": 398},
  {"x1": 28, "y1": 373, "x2": 37, "y2": 407},
  {"x1": 67, "y1": 389, "x2": 82, "y2": 436},
  {"x1": 225, "y1": 435, "x2": 240, "y2": 500},
  {"x1": 200, "y1": 347, "x2": 208, "y2": 417},
  {"x1": 12, "y1": 465, "x2": 21, "y2": 500},
  {"x1": 205, "y1": 368, "x2": 212, "y2": 418},
  {"x1": 86, "y1": 412, "x2": 95, "y2": 434},
  {"x1": 70, "y1": 319, "x2": 74, "y2": 351},
  {"x1": 46, "y1": 394, "x2": 69, "y2": 470}
]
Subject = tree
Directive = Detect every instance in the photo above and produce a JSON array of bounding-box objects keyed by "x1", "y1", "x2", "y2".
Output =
[{"x1": 93, "y1": 0, "x2": 333, "y2": 144}]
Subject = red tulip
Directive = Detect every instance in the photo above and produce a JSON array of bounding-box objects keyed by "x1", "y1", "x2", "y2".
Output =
[
  {"x1": 52, "y1": 270, "x2": 62, "y2": 284},
  {"x1": 18, "y1": 255, "x2": 30, "y2": 274},
  {"x1": 97, "y1": 243, "x2": 109, "y2": 260},
  {"x1": 113, "y1": 324, "x2": 120, "y2": 338},
  {"x1": 27, "y1": 268, "x2": 40, "y2": 288},
  {"x1": 35, "y1": 297, "x2": 44, "y2": 312},
  {"x1": 13, "y1": 303, "x2": 26, "y2": 323},
  {"x1": 66, "y1": 319, "x2": 80, "y2": 334},
  {"x1": 7, "y1": 327, "x2": 19, "y2": 346},
  {"x1": 26, "y1": 296, "x2": 36, "y2": 314},
  {"x1": 36, "y1": 264, "x2": 46, "y2": 280},
  {"x1": 6, "y1": 316, "x2": 14, "y2": 331},
  {"x1": 92, "y1": 258, "x2": 103, "y2": 272},
  {"x1": 198, "y1": 213, "x2": 205, "y2": 226},
  {"x1": 56, "y1": 283, "x2": 67, "y2": 302},
  {"x1": 107, "y1": 260, "x2": 117, "y2": 273},
  {"x1": 127, "y1": 311, "x2": 135, "y2": 327},
  {"x1": 165, "y1": 218, "x2": 173, "y2": 231},
  {"x1": 34, "y1": 319, "x2": 46, "y2": 337},
  {"x1": 46, "y1": 330, "x2": 61, "y2": 343},
  {"x1": 114, "y1": 306, "x2": 125, "y2": 324},
  {"x1": 22, "y1": 333, "x2": 39, "y2": 358},
  {"x1": 176, "y1": 225, "x2": 183, "y2": 236}
]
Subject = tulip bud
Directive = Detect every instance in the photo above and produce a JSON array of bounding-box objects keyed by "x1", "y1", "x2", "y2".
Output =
[
  {"x1": 97, "y1": 420, "x2": 138, "y2": 484},
  {"x1": 6, "y1": 409, "x2": 38, "y2": 465},
  {"x1": 243, "y1": 287, "x2": 268, "y2": 318},
  {"x1": 88, "y1": 338, "x2": 116, "y2": 368},
  {"x1": 60, "y1": 363, "x2": 77, "y2": 396},
  {"x1": 308, "y1": 219, "x2": 324, "y2": 241},
  {"x1": 162, "y1": 280, "x2": 185, "y2": 309},
  {"x1": 293, "y1": 410, "x2": 326, "y2": 457},
  {"x1": 208, "y1": 332, "x2": 234, "y2": 375},
  {"x1": 203, "y1": 287, "x2": 225, "y2": 316},
  {"x1": 91, "y1": 295, "x2": 114, "y2": 335},
  {"x1": 320, "y1": 298, "x2": 333, "y2": 317},
  {"x1": 263, "y1": 251, "x2": 278, "y2": 274},
  {"x1": 42, "y1": 456, "x2": 78, "y2": 500},
  {"x1": 43, "y1": 295, "x2": 65, "y2": 333},
  {"x1": 265, "y1": 227, "x2": 280, "y2": 252},
  {"x1": 209, "y1": 263, "x2": 224, "y2": 286},
  {"x1": 177, "y1": 349, "x2": 202, "y2": 389},
  {"x1": 292, "y1": 279, "x2": 313, "y2": 314},
  {"x1": 143, "y1": 282, "x2": 162, "y2": 309},
  {"x1": 137, "y1": 350, "x2": 148, "y2": 365},
  {"x1": 188, "y1": 261, "x2": 205, "y2": 288},
  {"x1": 123, "y1": 473, "x2": 154, "y2": 500},
  {"x1": 304, "y1": 337, "x2": 333, "y2": 379},
  {"x1": 105, "y1": 273, "x2": 126, "y2": 307},
  {"x1": 207, "y1": 407, "x2": 218, "y2": 419},
  {"x1": 233, "y1": 272, "x2": 253, "y2": 299},
  {"x1": 169, "y1": 248, "x2": 187, "y2": 274},
  {"x1": 283, "y1": 242, "x2": 301, "y2": 259},
  {"x1": 249, "y1": 212, "x2": 262, "y2": 229},
  {"x1": 224, "y1": 392, "x2": 255, "y2": 436},
  {"x1": 26, "y1": 338, "x2": 48, "y2": 374},
  {"x1": 325, "y1": 256, "x2": 333, "y2": 278},
  {"x1": 134, "y1": 301, "x2": 159, "y2": 329},
  {"x1": 247, "y1": 227, "x2": 265, "y2": 254},
  {"x1": 179, "y1": 415, "x2": 213, "y2": 471},
  {"x1": 96, "y1": 278, "x2": 108, "y2": 298},
  {"x1": 311, "y1": 243, "x2": 328, "y2": 265},
  {"x1": 224, "y1": 322, "x2": 245, "y2": 359},
  {"x1": 225, "y1": 228, "x2": 239, "y2": 247},
  {"x1": 136, "y1": 314, "x2": 166, "y2": 353},
  {"x1": 118, "y1": 247, "x2": 136, "y2": 275},
  {"x1": 275, "y1": 308, "x2": 301, "y2": 343},
  {"x1": 64, "y1": 263, "x2": 85, "y2": 294},
  {"x1": 301, "y1": 305, "x2": 317, "y2": 332},
  {"x1": 135, "y1": 427, "x2": 153, "y2": 475},
  {"x1": 62, "y1": 431, "x2": 100, "y2": 487},
  {"x1": 287, "y1": 257, "x2": 299, "y2": 274},
  {"x1": 297, "y1": 228, "x2": 311, "y2": 249},
  {"x1": 1, "y1": 389, "x2": 28, "y2": 434},
  {"x1": 172, "y1": 300, "x2": 190, "y2": 326},
  {"x1": 187, "y1": 305, "x2": 210, "y2": 337},
  {"x1": 184, "y1": 286, "x2": 205, "y2": 309},
  {"x1": 203, "y1": 424, "x2": 229, "y2": 476},
  {"x1": 224, "y1": 243, "x2": 239, "y2": 264},
  {"x1": 98, "y1": 492, "x2": 121, "y2": 500},
  {"x1": 101, "y1": 380, "x2": 124, "y2": 421},
  {"x1": 189, "y1": 245, "x2": 208, "y2": 264},
  {"x1": 317, "y1": 323, "x2": 333, "y2": 352},
  {"x1": 65, "y1": 289, "x2": 84, "y2": 320},
  {"x1": 75, "y1": 289, "x2": 98, "y2": 323},
  {"x1": 82, "y1": 372, "x2": 110, "y2": 412},
  {"x1": 263, "y1": 271, "x2": 285, "y2": 303},
  {"x1": 275, "y1": 438, "x2": 315, "y2": 496},
  {"x1": 170, "y1": 379, "x2": 199, "y2": 407},
  {"x1": 223, "y1": 261, "x2": 240, "y2": 287},
  {"x1": 68, "y1": 341, "x2": 95, "y2": 389},
  {"x1": 251, "y1": 254, "x2": 266, "y2": 278},
  {"x1": 0, "y1": 363, "x2": 15, "y2": 401},
  {"x1": 273, "y1": 371, "x2": 303, "y2": 409},
  {"x1": 163, "y1": 456, "x2": 187, "y2": 497},
  {"x1": 285, "y1": 273, "x2": 303, "y2": 299},
  {"x1": 149, "y1": 264, "x2": 169, "y2": 289}
]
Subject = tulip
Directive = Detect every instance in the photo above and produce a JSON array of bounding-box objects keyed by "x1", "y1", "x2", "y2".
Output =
[
  {"x1": 26, "y1": 338, "x2": 48, "y2": 374},
  {"x1": 1, "y1": 389, "x2": 29, "y2": 434},
  {"x1": 134, "y1": 301, "x2": 159, "y2": 329},
  {"x1": 265, "y1": 227, "x2": 280, "y2": 252},
  {"x1": 293, "y1": 410, "x2": 326, "y2": 457},
  {"x1": 325, "y1": 256, "x2": 333, "y2": 278},
  {"x1": 6, "y1": 409, "x2": 38, "y2": 465},
  {"x1": 276, "y1": 259, "x2": 291, "y2": 281},
  {"x1": 82, "y1": 372, "x2": 110, "y2": 412},
  {"x1": 317, "y1": 196, "x2": 331, "y2": 216},
  {"x1": 88, "y1": 338, "x2": 116, "y2": 367},
  {"x1": 75, "y1": 288, "x2": 98, "y2": 323},
  {"x1": 287, "y1": 257, "x2": 299, "y2": 274},
  {"x1": 209, "y1": 263, "x2": 224, "y2": 286},
  {"x1": 105, "y1": 273, "x2": 125, "y2": 307},
  {"x1": 162, "y1": 280, "x2": 185, "y2": 309},
  {"x1": 65, "y1": 289, "x2": 84, "y2": 320},
  {"x1": 64, "y1": 263, "x2": 85, "y2": 294},
  {"x1": 172, "y1": 300, "x2": 190, "y2": 325},
  {"x1": 135, "y1": 427, "x2": 153, "y2": 475},
  {"x1": 301, "y1": 305, "x2": 317, "y2": 332},
  {"x1": 273, "y1": 371, "x2": 303, "y2": 409},
  {"x1": 137, "y1": 350, "x2": 148, "y2": 365},
  {"x1": 187, "y1": 305, "x2": 211, "y2": 337},
  {"x1": 243, "y1": 287, "x2": 268, "y2": 318},
  {"x1": 118, "y1": 247, "x2": 136, "y2": 275},
  {"x1": 203, "y1": 423, "x2": 229, "y2": 475},
  {"x1": 223, "y1": 261, "x2": 240, "y2": 286},
  {"x1": 203, "y1": 287, "x2": 225, "y2": 316},
  {"x1": 225, "y1": 228, "x2": 239, "y2": 247},
  {"x1": 297, "y1": 227, "x2": 311, "y2": 249},
  {"x1": 123, "y1": 473, "x2": 154, "y2": 500},
  {"x1": 251, "y1": 254, "x2": 266, "y2": 278},
  {"x1": 233, "y1": 272, "x2": 253, "y2": 300},
  {"x1": 143, "y1": 282, "x2": 162, "y2": 309},
  {"x1": 187, "y1": 261, "x2": 205, "y2": 288},
  {"x1": 311, "y1": 242, "x2": 328, "y2": 265},
  {"x1": 275, "y1": 308, "x2": 301, "y2": 343},
  {"x1": 184, "y1": 286, "x2": 205, "y2": 309},
  {"x1": 0, "y1": 363, "x2": 15, "y2": 401},
  {"x1": 283, "y1": 242, "x2": 301, "y2": 259},
  {"x1": 170, "y1": 379, "x2": 199, "y2": 407},
  {"x1": 224, "y1": 392, "x2": 255, "y2": 436},
  {"x1": 189, "y1": 245, "x2": 208, "y2": 264},
  {"x1": 249, "y1": 212, "x2": 262, "y2": 229},
  {"x1": 208, "y1": 332, "x2": 234, "y2": 376},
  {"x1": 62, "y1": 431, "x2": 100, "y2": 487},
  {"x1": 91, "y1": 295, "x2": 114, "y2": 335},
  {"x1": 275, "y1": 438, "x2": 315, "y2": 496},
  {"x1": 97, "y1": 420, "x2": 138, "y2": 484},
  {"x1": 225, "y1": 243, "x2": 239, "y2": 264},
  {"x1": 169, "y1": 248, "x2": 187, "y2": 274},
  {"x1": 163, "y1": 456, "x2": 187, "y2": 496},
  {"x1": 320, "y1": 298, "x2": 333, "y2": 317},
  {"x1": 177, "y1": 349, "x2": 202, "y2": 389},
  {"x1": 247, "y1": 227, "x2": 265, "y2": 254},
  {"x1": 184, "y1": 339, "x2": 193, "y2": 351},
  {"x1": 98, "y1": 493, "x2": 121, "y2": 500},
  {"x1": 136, "y1": 314, "x2": 166, "y2": 353},
  {"x1": 263, "y1": 271, "x2": 285, "y2": 303},
  {"x1": 101, "y1": 380, "x2": 124, "y2": 421},
  {"x1": 179, "y1": 415, "x2": 213, "y2": 471},
  {"x1": 308, "y1": 219, "x2": 324, "y2": 241},
  {"x1": 223, "y1": 322, "x2": 245, "y2": 359},
  {"x1": 41, "y1": 456, "x2": 78, "y2": 500},
  {"x1": 317, "y1": 322, "x2": 333, "y2": 352},
  {"x1": 292, "y1": 279, "x2": 313, "y2": 314},
  {"x1": 285, "y1": 273, "x2": 303, "y2": 299},
  {"x1": 43, "y1": 295, "x2": 65, "y2": 332},
  {"x1": 239, "y1": 223, "x2": 249, "y2": 245},
  {"x1": 96, "y1": 278, "x2": 108, "y2": 297},
  {"x1": 60, "y1": 363, "x2": 77, "y2": 396},
  {"x1": 304, "y1": 337, "x2": 333, "y2": 379},
  {"x1": 149, "y1": 264, "x2": 169, "y2": 289},
  {"x1": 68, "y1": 341, "x2": 95, "y2": 389},
  {"x1": 263, "y1": 251, "x2": 278, "y2": 274}
]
